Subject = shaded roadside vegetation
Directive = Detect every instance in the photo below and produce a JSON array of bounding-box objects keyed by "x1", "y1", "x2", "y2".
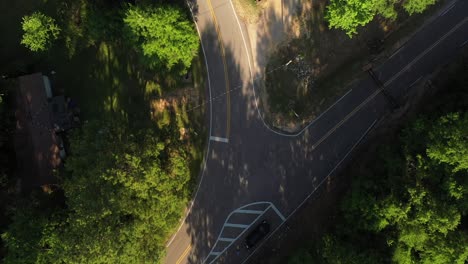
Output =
[
  {"x1": 0, "y1": 0, "x2": 207, "y2": 263},
  {"x1": 0, "y1": 81, "x2": 17, "y2": 260},
  {"x1": 287, "y1": 50, "x2": 468, "y2": 264},
  {"x1": 263, "y1": 0, "x2": 444, "y2": 127}
]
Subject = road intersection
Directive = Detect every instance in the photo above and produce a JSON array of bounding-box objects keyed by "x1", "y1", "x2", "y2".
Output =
[{"x1": 165, "y1": 0, "x2": 468, "y2": 263}]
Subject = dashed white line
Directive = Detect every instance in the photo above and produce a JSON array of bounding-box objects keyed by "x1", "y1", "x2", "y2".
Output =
[
  {"x1": 388, "y1": 45, "x2": 405, "y2": 60},
  {"x1": 385, "y1": 17, "x2": 468, "y2": 87}
]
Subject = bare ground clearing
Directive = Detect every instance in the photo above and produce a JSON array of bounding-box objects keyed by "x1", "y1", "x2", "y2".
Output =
[{"x1": 237, "y1": 0, "x2": 448, "y2": 132}]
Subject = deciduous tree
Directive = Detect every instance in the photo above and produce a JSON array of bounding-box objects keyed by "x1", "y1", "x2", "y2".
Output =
[
  {"x1": 326, "y1": 0, "x2": 437, "y2": 36},
  {"x1": 124, "y1": 5, "x2": 199, "y2": 73},
  {"x1": 404, "y1": 0, "x2": 437, "y2": 15},
  {"x1": 2, "y1": 119, "x2": 191, "y2": 263},
  {"x1": 21, "y1": 12, "x2": 60, "y2": 52},
  {"x1": 325, "y1": 0, "x2": 376, "y2": 37}
]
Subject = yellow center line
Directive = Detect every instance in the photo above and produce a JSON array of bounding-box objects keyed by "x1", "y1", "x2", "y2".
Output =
[
  {"x1": 206, "y1": 0, "x2": 231, "y2": 138},
  {"x1": 175, "y1": 244, "x2": 192, "y2": 264}
]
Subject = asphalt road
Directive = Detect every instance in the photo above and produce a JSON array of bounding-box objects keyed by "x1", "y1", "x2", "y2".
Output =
[{"x1": 164, "y1": 1, "x2": 468, "y2": 263}]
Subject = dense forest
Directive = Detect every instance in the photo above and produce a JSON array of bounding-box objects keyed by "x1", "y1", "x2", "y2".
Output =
[
  {"x1": 2, "y1": 118, "x2": 192, "y2": 263},
  {"x1": 289, "y1": 51, "x2": 468, "y2": 264},
  {"x1": 0, "y1": 0, "x2": 201, "y2": 263}
]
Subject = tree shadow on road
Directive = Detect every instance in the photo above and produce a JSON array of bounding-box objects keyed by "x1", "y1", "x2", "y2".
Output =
[{"x1": 173, "y1": 15, "x2": 351, "y2": 264}]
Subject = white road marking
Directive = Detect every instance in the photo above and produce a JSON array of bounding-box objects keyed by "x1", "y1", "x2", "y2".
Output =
[
  {"x1": 440, "y1": 3, "x2": 455, "y2": 16},
  {"x1": 388, "y1": 2, "x2": 458, "y2": 62},
  {"x1": 460, "y1": 39, "x2": 468, "y2": 48},
  {"x1": 241, "y1": 118, "x2": 379, "y2": 264},
  {"x1": 269, "y1": 204, "x2": 286, "y2": 221},
  {"x1": 225, "y1": 223, "x2": 249, "y2": 229},
  {"x1": 165, "y1": 1, "x2": 214, "y2": 248},
  {"x1": 388, "y1": 45, "x2": 405, "y2": 60},
  {"x1": 234, "y1": 209, "x2": 264, "y2": 214},
  {"x1": 409, "y1": 76, "x2": 422, "y2": 87},
  {"x1": 204, "y1": 202, "x2": 285, "y2": 264},
  {"x1": 227, "y1": 0, "x2": 354, "y2": 137},
  {"x1": 385, "y1": 17, "x2": 468, "y2": 87},
  {"x1": 209, "y1": 136, "x2": 229, "y2": 143},
  {"x1": 218, "y1": 237, "x2": 235, "y2": 242}
]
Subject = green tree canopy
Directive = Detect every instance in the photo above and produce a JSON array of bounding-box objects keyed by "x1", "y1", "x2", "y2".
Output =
[
  {"x1": 404, "y1": 0, "x2": 437, "y2": 14},
  {"x1": 21, "y1": 12, "x2": 60, "y2": 52},
  {"x1": 2, "y1": 119, "x2": 191, "y2": 263},
  {"x1": 425, "y1": 112, "x2": 468, "y2": 172},
  {"x1": 124, "y1": 5, "x2": 199, "y2": 73},
  {"x1": 326, "y1": 0, "x2": 437, "y2": 36},
  {"x1": 325, "y1": 0, "x2": 378, "y2": 37},
  {"x1": 311, "y1": 112, "x2": 468, "y2": 264}
]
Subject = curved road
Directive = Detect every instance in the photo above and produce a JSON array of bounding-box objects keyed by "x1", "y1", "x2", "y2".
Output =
[{"x1": 165, "y1": 0, "x2": 468, "y2": 263}]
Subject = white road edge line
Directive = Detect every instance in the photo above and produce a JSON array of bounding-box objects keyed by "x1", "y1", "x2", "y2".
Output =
[
  {"x1": 385, "y1": 17, "x2": 468, "y2": 87},
  {"x1": 240, "y1": 118, "x2": 379, "y2": 264},
  {"x1": 388, "y1": 45, "x2": 404, "y2": 60},
  {"x1": 209, "y1": 136, "x2": 229, "y2": 143},
  {"x1": 440, "y1": 3, "x2": 456, "y2": 16},
  {"x1": 460, "y1": 39, "x2": 468, "y2": 48},
  {"x1": 409, "y1": 76, "x2": 422, "y2": 87},
  {"x1": 165, "y1": 2, "x2": 214, "y2": 248},
  {"x1": 227, "y1": 0, "x2": 353, "y2": 138}
]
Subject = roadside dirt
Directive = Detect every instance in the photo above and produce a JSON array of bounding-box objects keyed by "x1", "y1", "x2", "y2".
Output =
[
  {"x1": 237, "y1": 0, "x2": 449, "y2": 133},
  {"x1": 236, "y1": 0, "x2": 313, "y2": 132},
  {"x1": 242, "y1": 0, "x2": 308, "y2": 75}
]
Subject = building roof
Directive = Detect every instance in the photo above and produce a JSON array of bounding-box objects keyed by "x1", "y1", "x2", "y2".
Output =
[{"x1": 15, "y1": 73, "x2": 61, "y2": 191}]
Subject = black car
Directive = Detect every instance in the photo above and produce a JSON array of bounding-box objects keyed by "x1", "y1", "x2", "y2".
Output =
[{"x1": 244, "y1": 220, "x2": 270, "y2": 249}]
